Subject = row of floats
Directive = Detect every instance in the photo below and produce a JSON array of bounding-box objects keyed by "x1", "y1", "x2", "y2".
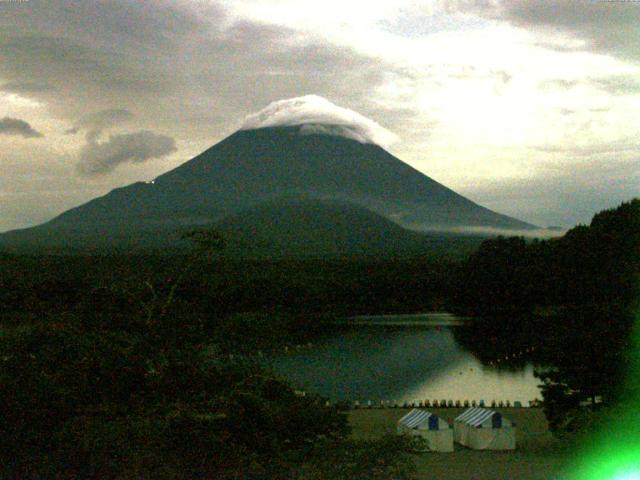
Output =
[
  {"x1": 488, "y1": 346, "x2": 537, "y2": 366},
  {"x1": 344, "y1": 398, "x2": 541, "y2": 408}
]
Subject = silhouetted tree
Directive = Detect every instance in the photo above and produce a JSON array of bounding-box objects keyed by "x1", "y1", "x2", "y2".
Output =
[{"x1": 456, "y1": 199, "x2": 640, "y2": 434}]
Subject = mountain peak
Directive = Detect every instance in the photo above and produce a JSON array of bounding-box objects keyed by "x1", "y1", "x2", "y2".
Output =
[
  {"x1": 240, "y1": 95, "x2": 398, "y2": 148},
  {"x1": 0, "y1": 110, "x2": 537, "y2": 253}
]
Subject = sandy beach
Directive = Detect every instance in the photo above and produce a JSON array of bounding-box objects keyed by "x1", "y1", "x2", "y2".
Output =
[{"x1": 348, "y1": 407, "x2": 571, "y2": 480}]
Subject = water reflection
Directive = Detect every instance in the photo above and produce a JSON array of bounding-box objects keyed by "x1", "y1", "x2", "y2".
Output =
[
  {"x1": 269, "y1": 323, "x2": 541, "y2": 403},
  {"x1": 403, "y1": 361, "x2": 540, "y2": 404}
]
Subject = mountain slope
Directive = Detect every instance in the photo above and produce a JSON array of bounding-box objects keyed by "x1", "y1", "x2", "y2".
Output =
[
  {"x1": 0, "y1": 125, "x2": 535, "y2": 253},
  {"x1": 215, "y1": 198, "x2": 485, "y2": 258}
]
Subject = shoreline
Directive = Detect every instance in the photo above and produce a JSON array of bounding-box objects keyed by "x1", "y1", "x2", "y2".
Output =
[
  {"x1": 348, "y1": 407, "x2": 569, "y2": 480},
  {"x1": 338, "y1": 312, "x2": 470, "y2": 326}
]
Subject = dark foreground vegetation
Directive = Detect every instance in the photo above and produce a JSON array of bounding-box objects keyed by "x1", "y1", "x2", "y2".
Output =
[
  {"x1": 454, "y1": 199, "x2": 640, "y2": 433},
  {"x1": 2, "y1": 247, "x2": 440, "y2": 478},
  {"x1": 1, "y1": 199, "x2": 637, "y2": 477}
]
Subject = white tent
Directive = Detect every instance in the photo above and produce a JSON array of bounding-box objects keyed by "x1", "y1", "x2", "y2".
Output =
[
  {"x1": 397, "y1": 409, "x2": 454, "y2": 452},
  {"x1": 454, "y1": 407, "x2": 516, "y2": 450}
]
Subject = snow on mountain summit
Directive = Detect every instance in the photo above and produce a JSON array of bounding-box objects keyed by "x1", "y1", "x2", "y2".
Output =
[{"x1": 240, "y1": 95, "x2": 398, "y2": 147}]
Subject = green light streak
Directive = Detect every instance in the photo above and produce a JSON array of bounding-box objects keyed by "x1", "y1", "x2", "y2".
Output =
[{"x1": 568, "y1": 309, "x2": 640, "y2": 479}]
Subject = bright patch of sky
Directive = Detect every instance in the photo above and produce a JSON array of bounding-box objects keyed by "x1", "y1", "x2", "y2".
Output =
[{"x1": 381, "y1": 11, "x2": 493, "y2": 37}]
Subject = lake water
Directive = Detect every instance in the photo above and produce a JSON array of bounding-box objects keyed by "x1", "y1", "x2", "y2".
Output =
[{"x1": 268, "y1": 314, "x2": 542, "y2": 404}]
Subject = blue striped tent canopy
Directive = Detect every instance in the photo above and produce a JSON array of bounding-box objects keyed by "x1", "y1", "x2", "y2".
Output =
[
  {"x1": 398, "y1": 409, "x2": 442, "y2": 430},
  {"x1": 455, "y1": 407, "x2": 505, "y2": 428}
]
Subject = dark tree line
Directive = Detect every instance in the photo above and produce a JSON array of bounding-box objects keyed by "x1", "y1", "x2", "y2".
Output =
[
  {"x1": 454, "y1": 199, "x2": 640, "y2": 432},
  {"x1": 0, "y1": 237, "x2": 420, "y2": 479},
  {"x1": 0, "y1": 254, "x2": 455, "y2": 321}
]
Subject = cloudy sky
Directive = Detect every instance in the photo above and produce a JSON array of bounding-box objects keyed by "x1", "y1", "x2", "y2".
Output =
[{"x1": 1, "y1": 0, "x2": 639, "y2": 232}]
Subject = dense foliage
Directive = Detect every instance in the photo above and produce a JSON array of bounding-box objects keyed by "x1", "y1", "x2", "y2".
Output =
[
  {"x1": 0, "y1": 254, "x2": 456, "y2": 320},
  {"x1": 455, "y1": 199, "x2": 640, "y2": 432},
  {"x1": 4, "y1": 198, "x2": 635, "y2": 475},
  {"x1": 0, "y1": 246, "x2": 420, "y2": 478}
]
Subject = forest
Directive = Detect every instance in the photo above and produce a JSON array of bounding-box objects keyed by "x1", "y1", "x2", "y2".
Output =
[
  {"x1": 454, "y1": 199, "x2": 640, "y2": 432},
  {"x1": 1, "y1": 249, "x2": 447, "y2": 477},
  {"x1": 1, "y1": 199, "x2": 637, "y2": 478}
]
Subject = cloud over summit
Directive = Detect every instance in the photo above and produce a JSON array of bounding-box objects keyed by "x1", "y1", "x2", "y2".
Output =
[{"x1": 241, "y1": 95, "x2": 399, "y2": 148}]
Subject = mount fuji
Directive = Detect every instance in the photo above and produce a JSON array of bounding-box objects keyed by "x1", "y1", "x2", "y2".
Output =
[{"x1": 0, "y1": 96, "x2": 535, "y2": 255}]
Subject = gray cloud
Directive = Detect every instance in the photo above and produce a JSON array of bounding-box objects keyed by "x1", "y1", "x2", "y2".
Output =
[
  {"x1": 77, "y1": 130, "x2": 177, "y2": 175},
  {"x1": 589, "y1": 75, "x2": 640, "y2": 95},
  {"x1": 0, "y1": 117, "x2": 43, "y2": 138},
  {"x1": 0, "y1": 1, "x2": 386, "y2": 139},
  {"x1": 77, "y1": 109, "x2": 134, "y2": 131},
  {"x1": 538, "y1": 75, "x2": 640, "y2": 101},
  {"x1": 536, "y1": 136, "x2": 640, "y2": 158},
  {"x1": 0, "y1": 0, "x2": 207, "y2": 122},
  {"x1": 437, "y1": 1, "x2": 640, "y2": 63},
  {"x1": 477, "y1": 1, "x2": 640, "y2": 62},
  {"x1": 539, "y1": 74, "x2": 640, "y2": 97},
  {"x1": 538, "y1": 78, "x2": 580, "y2": 91},
  {"x1": 0, "y1": 33, "x2": 171, "y2": 113},
  {"x1": 0, "y1": 81, "x2": 53, "y2": 93}
]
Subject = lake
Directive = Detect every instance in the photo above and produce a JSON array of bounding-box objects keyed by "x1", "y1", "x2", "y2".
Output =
[{"x1": 268, "y1": 313, "x2": 542, "y2": 404}]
